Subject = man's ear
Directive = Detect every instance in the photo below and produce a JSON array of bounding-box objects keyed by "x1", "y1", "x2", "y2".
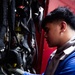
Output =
[{"x1": 60, "y1": 21, "x2": 67, "y2": 33}]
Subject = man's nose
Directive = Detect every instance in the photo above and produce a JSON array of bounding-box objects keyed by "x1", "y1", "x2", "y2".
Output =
[{"x1": 44, "y1": 32, "x2": 47, "y2": 38}]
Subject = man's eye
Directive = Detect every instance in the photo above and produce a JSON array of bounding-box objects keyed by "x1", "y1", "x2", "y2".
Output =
[{"x1": 45, "y1": 29, "x2": 49, "y2": 33}]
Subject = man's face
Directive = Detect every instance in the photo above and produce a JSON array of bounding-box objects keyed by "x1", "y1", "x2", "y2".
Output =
[{"x1": 44, "y1": 22, "x2": 61, "y2": 47}]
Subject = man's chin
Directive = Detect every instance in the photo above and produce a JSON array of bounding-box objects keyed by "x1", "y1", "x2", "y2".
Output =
[{"x1": 48, "y1": 44, "x2": 56, "y2": 48}]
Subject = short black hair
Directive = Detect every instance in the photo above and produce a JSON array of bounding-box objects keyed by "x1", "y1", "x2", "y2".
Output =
[{"x1": 41, "y1": 7, "x2": 75, "y2": 30}]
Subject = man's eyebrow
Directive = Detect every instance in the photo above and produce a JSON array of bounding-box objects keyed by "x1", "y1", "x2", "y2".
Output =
[
  {"x1": 44, "y1": 27, "x2": 49, "y2": 32},
  {"x1": 44, "y1": 27, "x2": 47, "y2": 30}
]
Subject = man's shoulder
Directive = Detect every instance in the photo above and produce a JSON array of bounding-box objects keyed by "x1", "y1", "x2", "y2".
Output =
[
  {"x1": 58, "y1": 51, "x2": 75, "y2": 68},
  {"x1": 55, "y1": 51, "x2": 75, "y2": 75}
]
